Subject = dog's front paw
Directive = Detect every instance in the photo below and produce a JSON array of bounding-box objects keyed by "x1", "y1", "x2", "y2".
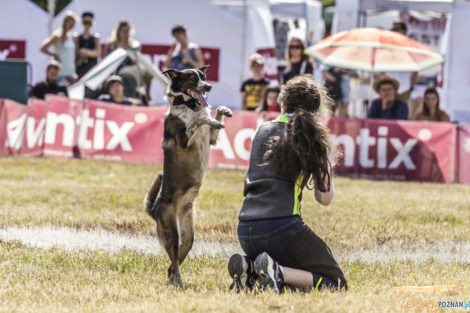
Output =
[
  {"x1": 212, "y1": 121, "x2": 225, "y2": 129},
  {"x1": 217, "y1": 106, "x2": 233, "y2": 118}
]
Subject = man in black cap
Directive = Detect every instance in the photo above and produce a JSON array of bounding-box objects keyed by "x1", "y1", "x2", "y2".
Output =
[
  {"x1": 98, "y1": 75, "x2": 135, "y2": 105},
  {"x1": 29, "y1": 60, "x2": 68, "y2": 100},
  {"x1": 74, "y1": 11, "x2": 101, "y2": 77}
]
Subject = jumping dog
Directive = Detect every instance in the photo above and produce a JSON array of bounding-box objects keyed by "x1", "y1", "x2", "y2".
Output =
[{"x1": 144, "y1": 66, "x2": 232, "y2": 287}]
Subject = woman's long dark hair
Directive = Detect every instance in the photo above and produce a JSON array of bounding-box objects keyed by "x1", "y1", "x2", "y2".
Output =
[
  {"x1": 265, "y1": 76, "x2": 334, "y2": 192},
  {"x1": 423, "y1": 87, "x2": 440, "y2": 119}
]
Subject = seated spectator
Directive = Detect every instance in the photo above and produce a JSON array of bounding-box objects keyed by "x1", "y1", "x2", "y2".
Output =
[
  {"x1": 413, "y1": 87, "x2": 450, "y2": 122},
  {"x1": 98, "y1": 75, "x2": 136, "y2": 105},
  {"x1": 258, "y1": 86, "x2": 281, "y2": 112},
  {"x1": 29, "y1": 60, "x2": 68, "y2": 100},
  {"x1": 74, "y1": 11, "x2": 101, "y2": 77},
  {"x1": 367, "y1": 76, "x2": 408, "y2": 120},
  {"x1": 240, "y1": 53, "x2": 270, "y2": 111},
  {"x1": 164, "y1": 24, "x2": 204, "y2": 70}
]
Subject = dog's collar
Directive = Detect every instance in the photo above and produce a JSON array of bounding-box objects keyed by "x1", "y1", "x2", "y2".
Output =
[
  {"x1": 166, "y1": 88, "x2": 192, "y2": 102},
  {"x1": 166, "y1": 87, "x2": 199, "y2": 112}
]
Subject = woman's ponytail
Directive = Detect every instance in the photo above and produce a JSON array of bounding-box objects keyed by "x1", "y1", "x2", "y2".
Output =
[{"x1": 265, "y1": 76, "x2": 334, "y2": 192}]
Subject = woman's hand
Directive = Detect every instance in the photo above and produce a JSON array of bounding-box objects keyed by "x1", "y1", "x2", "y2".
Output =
[{"x1": 314, "y1": 182, "x2": 334, "y2": 206}]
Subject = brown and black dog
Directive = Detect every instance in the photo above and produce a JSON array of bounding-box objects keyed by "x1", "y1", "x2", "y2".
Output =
[{"x1": 144, "y1": 66, "x2": 232, "y2": 287}]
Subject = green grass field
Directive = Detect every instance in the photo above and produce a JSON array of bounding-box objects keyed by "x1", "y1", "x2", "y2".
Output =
[{"x1": 1, "y1": 157, "x2": 469, "y2": 312}]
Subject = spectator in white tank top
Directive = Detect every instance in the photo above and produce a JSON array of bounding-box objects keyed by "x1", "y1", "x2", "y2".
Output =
[{"x1": 40, "y1": 11, "x2": 78, "y2": 86}]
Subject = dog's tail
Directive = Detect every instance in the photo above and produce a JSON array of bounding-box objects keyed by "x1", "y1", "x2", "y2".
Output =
[{"x1": 144, "y1": 172, "x2": 163, "y2": 217}]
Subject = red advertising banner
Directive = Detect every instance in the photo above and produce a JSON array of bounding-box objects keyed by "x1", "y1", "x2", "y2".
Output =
[
  {"x1": 0, "y1": 99, "x2": 29, "y2": 156},
  {"x1": 0, "y1": 39, "x2": 26, "y2": 60},
  {"x1": 79, "y1": 99, "x2": 166, "y2": 164},
  {"x1": 20, "y1": 98, "x2": 48, "y2": 157},
  {"x1": 327, "y1": 117, "x2": 363, "y2": 176},
  {"x1": 458, "y1": 125, "x2": 470, "y2": 184},
  {"x1": 0, "y1": 97, "x2": 462, "y2": 183},
  {"x1": 209, "y1": 110, "x2": 280, "y2": 169},
  {"x1": 42, "y1": 95, "x2": 83, "y2": 158},
  {"x1": 341, "y1": 119, "x2": 456, "y2": 183}
]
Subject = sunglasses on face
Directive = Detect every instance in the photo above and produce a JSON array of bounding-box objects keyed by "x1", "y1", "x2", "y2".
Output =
[
  {"x1": 83, "y1": 20, "x2": 92, "y2": 26},
  {"x1": 289, "y1": 45, "x2": 302, "y2": 50}
]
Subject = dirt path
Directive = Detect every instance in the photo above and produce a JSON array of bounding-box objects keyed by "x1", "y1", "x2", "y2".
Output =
[{"x1": 1, "y1": 226, "x2": 469, "y2": 263}]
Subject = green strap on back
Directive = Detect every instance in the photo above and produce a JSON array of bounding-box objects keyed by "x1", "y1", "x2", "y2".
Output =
[{"x1": 274, "y1": 114, "x2": 302, "y2": 216}]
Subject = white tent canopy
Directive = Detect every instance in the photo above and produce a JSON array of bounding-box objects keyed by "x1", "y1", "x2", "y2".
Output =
[{"x1": 358, "y1": 0, "x2": 452, "y2": 14}]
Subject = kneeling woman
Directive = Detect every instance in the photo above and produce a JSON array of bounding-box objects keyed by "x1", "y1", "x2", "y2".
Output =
[{"x1": 228, "y1": 76, "x2": 347, "y2": 292}]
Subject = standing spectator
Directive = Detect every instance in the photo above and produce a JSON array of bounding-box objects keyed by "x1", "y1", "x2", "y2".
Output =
[
  {"x1": 164, "y1": 24, "x2": 204, "y2": 70},
  {"x1": 282, "y1": 37, "x2": 314, "y2": 84},
  {"x1": 40, "y1": 11, "x2": 78, "y2": 85},
  {"x1": 104, "y1": 19, "x2": 150, "y2": 101},
  {"x1": 339, "y1": 69, "x2": 358, "y2": 117},
  {"x1": 367, "y1": 76, "x2": 409, "y2": 120},
  {"x1": 412, "y1": 88, "x2": 450, "y2": 122},
  {"x1": 322, "y1": 66, "x2": 343, "y2": 113},
  {"x1": 104, "y1": 19, "x2": 139, "y2": 56},
  {"x1": 29, "y1": 60, "x2": 68, "y2": 100},
  {"x1": 322, "y1": 66, "x2": 358, "y2": 117},
  {"x1": 74, "y1": 11, "x2": 101, "y2": 77},
  {"x1": 272, "y1": 18, "x2": 290, "y2": 81},
  {"x1": 258, "y1": 86, "x2": 281, "y2": 112},
  {"x1": 104, "y1": 19, "x2": 139, "y2": 75},
  {"x1": 97, "y1": 75, "x2": 136, "y2": 105},
  {"x1": 240, "y1": 53, "x2": 270, "y2": 111}
]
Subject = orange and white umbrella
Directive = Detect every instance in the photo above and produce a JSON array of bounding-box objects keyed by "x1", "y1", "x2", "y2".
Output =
[{"x1": 305, "y1": 27, "x2": 444, "y2": 72}]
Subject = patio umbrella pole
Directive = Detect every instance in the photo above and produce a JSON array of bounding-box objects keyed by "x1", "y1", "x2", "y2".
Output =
[{"x1": 367, "y1": 46, "x2": 376, "y2": 118}]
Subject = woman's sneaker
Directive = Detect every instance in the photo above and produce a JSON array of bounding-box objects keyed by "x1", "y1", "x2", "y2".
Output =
[
  {"x1": 228, "y1": 254, "x2": 256, "y2": 291},
  {"x1": 254, "y1": 252, "x2": 284, "y2": 293}
]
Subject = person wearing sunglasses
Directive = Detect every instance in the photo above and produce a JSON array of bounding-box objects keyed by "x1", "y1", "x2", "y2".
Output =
[
  {"x1": 282, "y1": 37, "x2": 314, "y2": 84},
  {"x1": 74, "y1": 11, "x2": 101, "y2": 77}
]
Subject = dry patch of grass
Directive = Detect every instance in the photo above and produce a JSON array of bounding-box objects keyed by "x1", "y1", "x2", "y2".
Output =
[
  {"x1": 1, "y1": 157, "x2": 470, "y2": 312},
  {"x1": 1, "y1": 157, "x2": 469, "y2": 247}
]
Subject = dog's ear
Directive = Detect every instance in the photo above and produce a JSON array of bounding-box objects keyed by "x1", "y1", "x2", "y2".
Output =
[
  {"x1": 162, "y1": 69, "x2": 180, "y2": 81},
  {"x1": 197, "y1": 65, "x2": 209, "y2": 75}
]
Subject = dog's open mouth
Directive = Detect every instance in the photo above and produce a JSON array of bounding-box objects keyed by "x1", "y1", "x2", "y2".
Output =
[{"x1": 187, "y1": 89, "x2": 209, "y2": 107}]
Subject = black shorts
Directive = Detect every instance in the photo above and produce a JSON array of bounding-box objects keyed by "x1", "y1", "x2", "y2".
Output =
[{"x1": 237, "y1": 215, "x2": 347, "y2": 289}]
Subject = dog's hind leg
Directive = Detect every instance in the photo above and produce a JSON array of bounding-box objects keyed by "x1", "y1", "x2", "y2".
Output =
[
  {"x1": 210, "y1": 106, "x2": 232, "y2": 145},
  {"x1": 156, "y1": 205, "x2": 183, "y2": 288},
  {"x1": 177, "y1": 202, "x2": 195, "y2": 265}
]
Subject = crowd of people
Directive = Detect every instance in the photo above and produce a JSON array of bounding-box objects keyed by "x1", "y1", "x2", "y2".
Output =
[
  {"x1": 239, "y1": 19, "x2": 450, "y2": 123},
  {"x1": 29, "y1": 11, "x2": 203, "y2": 107},
  {"x1": 27, "y1": 11, "x2": 450, "y2": 123}
]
